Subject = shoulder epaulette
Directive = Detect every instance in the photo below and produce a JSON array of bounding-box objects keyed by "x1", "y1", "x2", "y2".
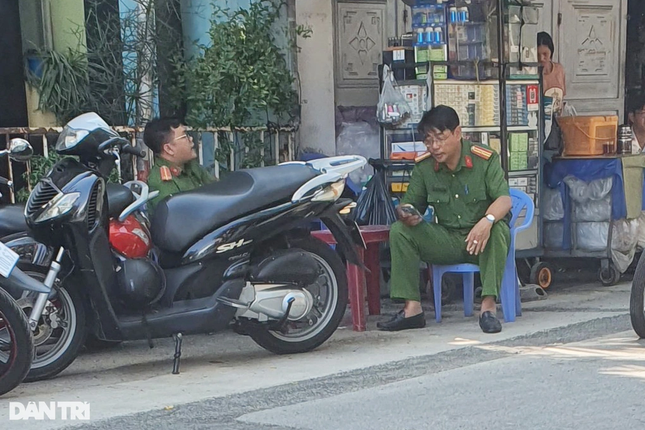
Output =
[
  {"x1": 471, "y1": 145, "x2": 493, "y2": 160},
  {"x1": 160, "y1": 166, "x2": 172, "y2": 181},
  {"x1": 414, "y1": 152, "x2": 433, "y2": 163}
]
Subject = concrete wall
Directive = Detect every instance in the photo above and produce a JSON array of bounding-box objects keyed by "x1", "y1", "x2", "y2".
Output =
[
  {"x1": 48, "y1": 0, "x2": 86, "y2": 51},
  {"x1": 19, "y1": 0, "x2": 45, "y2": 51},
  {"x1": 296, "y1": 0, "x2": 336, "y2": 156}
]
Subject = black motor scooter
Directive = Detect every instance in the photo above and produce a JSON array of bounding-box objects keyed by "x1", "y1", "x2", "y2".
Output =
[
  {"x1": 0, "y1": 138, "x2": 54, "y2": 395},
  {"x1": 20, "y1": 113, "x2": 367, "y2": 380}
]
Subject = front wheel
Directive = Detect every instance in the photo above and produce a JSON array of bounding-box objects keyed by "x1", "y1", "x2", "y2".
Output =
[
  {"x1": 0, "y1": 288, "x2": 34, "y2": 396},
  {"x1": 248, "y1": 236, "x2": 348, "y2": 355},
  {"x1": 13, "y1": 266, "x2": 87, "y2": 382}
]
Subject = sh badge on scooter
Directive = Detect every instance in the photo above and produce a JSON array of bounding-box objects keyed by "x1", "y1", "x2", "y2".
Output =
[{"x1": 216, "y1": 239, "x2": 253, "y2": 254}]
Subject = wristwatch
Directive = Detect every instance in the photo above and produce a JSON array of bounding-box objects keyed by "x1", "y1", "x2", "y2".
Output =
[{"x1": 484, "y1": 214, "x2": 495, "y2": 224}]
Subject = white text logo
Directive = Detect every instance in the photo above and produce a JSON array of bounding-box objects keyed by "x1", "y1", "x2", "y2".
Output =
[{"x1": 9, "y1": 402, "x2": 90, "y2": 421}]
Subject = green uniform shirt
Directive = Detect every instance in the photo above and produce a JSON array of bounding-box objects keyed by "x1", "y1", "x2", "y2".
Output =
[
  {"x1": 401, "y1": 140, "x2": 510, "y2": 230},
  {"x1": 147, "y1": 156, "x2": 215, "y2": 211}
]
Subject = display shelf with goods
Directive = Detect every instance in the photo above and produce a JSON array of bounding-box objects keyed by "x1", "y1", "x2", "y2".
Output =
[{"x1": 378, "y1": 0, "x2": 546, "y2": 264}]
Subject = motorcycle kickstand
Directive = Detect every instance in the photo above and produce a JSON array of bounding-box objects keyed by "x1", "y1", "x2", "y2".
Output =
[{"x1": 172, "y1": 333, "x2": 183, "y2": 375}]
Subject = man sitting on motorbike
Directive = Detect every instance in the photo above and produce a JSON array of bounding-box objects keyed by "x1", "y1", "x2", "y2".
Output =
[{"x1": 144, "y1": 117, "x2": 215, "y2": 212}]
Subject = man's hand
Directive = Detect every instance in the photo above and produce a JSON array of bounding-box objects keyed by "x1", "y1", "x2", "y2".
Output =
[
  {"x1": 465, "y1": 218, "x2": 493, "y2": 255},
  {"x1": 397, "y1": 205, "x2": 423, "y2": 227}
]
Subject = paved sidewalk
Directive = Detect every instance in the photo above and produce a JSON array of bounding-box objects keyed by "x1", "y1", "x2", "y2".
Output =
[{"x1": 0, "y1": 281, "x2": 634, "y2": 429}]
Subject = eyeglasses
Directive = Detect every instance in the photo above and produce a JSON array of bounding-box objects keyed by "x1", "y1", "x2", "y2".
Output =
[
  {"x1": 174, "y1": 134, "x2": 193, "y2": 142},
  {"x1": 423, "y1": 132, "x2": 451, "y2": 146}
]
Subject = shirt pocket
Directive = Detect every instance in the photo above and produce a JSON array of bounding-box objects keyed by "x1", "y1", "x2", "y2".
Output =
[
  {"x1": 467, "y1": 186, "x2": 488, "y2": 204},
  {"x1": 427, "y1": 191, "x2": 450, "y2": 206}
]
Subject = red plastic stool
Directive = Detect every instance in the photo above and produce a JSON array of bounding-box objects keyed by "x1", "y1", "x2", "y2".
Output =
[{"x1": 311, "y1": 225, "x2": 390, "y2": 332}]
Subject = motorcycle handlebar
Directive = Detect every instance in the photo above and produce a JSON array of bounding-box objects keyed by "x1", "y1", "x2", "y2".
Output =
[
  {"x1": 121, "y1": 145, "x2": 146, "y2": 158},
  {"x1": 0, "y1": 176, "x2": 12, "y2": 187},
  {"x1": 98, "y1": 138, "x2": 146, "y2": 158}
]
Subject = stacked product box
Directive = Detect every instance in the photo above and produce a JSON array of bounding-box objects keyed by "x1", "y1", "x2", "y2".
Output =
[
  {"x1": 506, "y1": 85, "x2": 529, "y2": 126},
  {"x1": 415, "y1": 45, "x2": 448, "y2": 80},
  {"x1": 434, "y1": 83, "x2": 499, "y2": 126},
  {"x1": 509, "y1": 132, "x2": 529, "y2": 171}
]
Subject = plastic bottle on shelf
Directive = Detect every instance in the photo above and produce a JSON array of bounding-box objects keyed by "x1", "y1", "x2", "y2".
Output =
[
  {"x1": 459, "y1": 7, "x2": 469, "y2": 22},
  {"x1": 417, "y1": 28, "x2": 425, "y2": 45},
  {"x1": 450, "y1": 7, "x2": 457, "y2": 23},
  {"x1": 425, "y1": 27, "x2": 434, "y2": 44},
  {"x1": 434, "y1": 27, "x2": 443, "y2": 43}
]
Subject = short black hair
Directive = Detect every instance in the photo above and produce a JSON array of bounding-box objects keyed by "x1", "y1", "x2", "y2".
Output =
[
  {"x1": 537, "y1": 32, "x2": 554, "y2": 58},
  {"x1": 417, "y1": 105, "x2": 460, "y2": 136},
  {"x1": 143, "y1": 117, "x2": 183, "y2": 154},
  {"x1": 627, "y1": 92, "x2": 645, "y2": 115}
]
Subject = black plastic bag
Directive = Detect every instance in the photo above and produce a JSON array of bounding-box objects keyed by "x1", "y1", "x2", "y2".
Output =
[{"x1": 350, "y1": 170, "x2": 398, "y2": 226}]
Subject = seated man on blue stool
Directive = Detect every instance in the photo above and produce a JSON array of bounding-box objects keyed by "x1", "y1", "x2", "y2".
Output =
[{"x1": 377, "y1": 105, "x2": 512, "y2": 333}]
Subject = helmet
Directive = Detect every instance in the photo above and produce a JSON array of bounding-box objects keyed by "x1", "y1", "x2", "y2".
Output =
[
  {"x1": 115, "y1": 258, "x2": 166, "y2": 310},
  {"x1": 110, "y1": 215, "x2": 152, "y2": 258}
]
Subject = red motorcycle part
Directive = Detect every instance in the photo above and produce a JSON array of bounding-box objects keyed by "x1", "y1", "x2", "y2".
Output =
[{"x1": 109, "y1": 215, "x2": 152, "y2": 258}]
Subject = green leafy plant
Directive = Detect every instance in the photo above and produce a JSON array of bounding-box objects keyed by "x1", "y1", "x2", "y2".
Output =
[
  {"x1": 25, "y1": 0, "x2": 165, "y2": 126},
  {"x1": 16, "y1": 152, "x2": 121, "y2": 203},
  {"x1": 171, "y1": 0, "x2": 308, "y2": 167},
  {"x1": 26, "y1": 48, "x2": 94, "y2": 124}
]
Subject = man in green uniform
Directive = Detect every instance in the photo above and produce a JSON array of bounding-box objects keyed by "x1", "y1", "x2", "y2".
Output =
[
  {"x1": 377, "y1": 105, "x2": 512, "y2": 333},
  {"x1": 143, "y1": 117, "x2": 215, "y2": 212}
]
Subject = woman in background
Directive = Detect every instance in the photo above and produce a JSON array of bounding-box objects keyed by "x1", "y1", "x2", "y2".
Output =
[{"x1": 538, "y1": 32, "x2": 566, "y2": 115}]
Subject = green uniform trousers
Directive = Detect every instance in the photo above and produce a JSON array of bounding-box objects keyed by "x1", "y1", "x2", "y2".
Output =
[{"x1": 389, "y1": 220, "x2": 511, "y2": 301}]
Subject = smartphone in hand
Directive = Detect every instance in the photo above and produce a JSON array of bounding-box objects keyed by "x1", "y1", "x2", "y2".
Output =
[{"x1": 399, "y1": 204, "x2": 422, "y2": 218}]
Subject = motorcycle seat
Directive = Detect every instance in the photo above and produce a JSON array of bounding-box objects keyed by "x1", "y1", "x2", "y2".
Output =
[
  {"x1": 0, "y1": 204, "x2": 28, "y2": 238},
  {"x1": 150, "y1": 164, "x2": 317, "y2": 253},
  {"x1": 106, "y1": 183, "x2": 135, "y2": 219}
]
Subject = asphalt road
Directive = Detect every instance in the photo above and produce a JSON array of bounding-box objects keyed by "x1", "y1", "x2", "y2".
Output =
[{"x1": 65, "y1": 314, "x2": 644, "y2": 430}]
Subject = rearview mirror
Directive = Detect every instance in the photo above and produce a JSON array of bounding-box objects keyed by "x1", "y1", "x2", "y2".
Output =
[{"x1": 5, "y1": 138, "x2": 33, "y2": 162}]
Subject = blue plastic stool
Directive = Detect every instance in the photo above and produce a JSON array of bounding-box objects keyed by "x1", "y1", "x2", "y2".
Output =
[{"x1": 431, "y1": 189, "x2": 535, "y2": 323}]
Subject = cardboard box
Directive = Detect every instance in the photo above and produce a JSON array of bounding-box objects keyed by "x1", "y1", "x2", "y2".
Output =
[
  {"x1": 510, "y1": 152, "x2": 528, "y2": 170},
  {"x1": 510, "y1": 133, "x2": 528, "y2": 152}
]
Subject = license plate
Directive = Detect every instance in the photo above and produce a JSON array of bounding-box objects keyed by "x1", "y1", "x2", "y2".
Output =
[{"x1": 0, "y1": 241, "x2": 19, "y2": 278}]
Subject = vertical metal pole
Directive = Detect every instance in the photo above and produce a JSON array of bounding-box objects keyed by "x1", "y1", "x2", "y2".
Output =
[
  {"x1": 213, "y1": 132, "x2": 220, "y2": 179},
  {"x1": 229, "y1": 132, "x2": 235, "y2": 171},
  {"x1": 275, "y1": 131, "x2": 281, "y2": 165},
  {"x1": 6, "y1": 134, "x2": 14, "y2": 203},
  {"x1": 497, "y1": 0, "x2": 508, "y2": 177},
  {"x1": 42, "y1": 134, "x2": 49, "y2": 158}
]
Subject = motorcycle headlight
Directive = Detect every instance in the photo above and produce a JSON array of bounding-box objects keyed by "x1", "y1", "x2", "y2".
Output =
[{"x1": 35, "y1": 192, "x2": 81, "y2": 222}]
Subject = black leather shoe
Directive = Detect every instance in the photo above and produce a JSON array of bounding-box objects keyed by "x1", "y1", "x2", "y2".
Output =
[
  {"x1": 377, "y1": 311, "x2": 426, "y2": 331},
  {"x1": 479, "y1": 311, "x2": 502, "y2": 334}
]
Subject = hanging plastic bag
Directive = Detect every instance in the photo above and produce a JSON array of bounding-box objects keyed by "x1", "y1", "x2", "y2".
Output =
[
  {"x1": 350, "y1": 169, "x2": 398, "y2": 226},
  {"x1": 377, "y1": 66, "x2": 412, "y2": 126}
]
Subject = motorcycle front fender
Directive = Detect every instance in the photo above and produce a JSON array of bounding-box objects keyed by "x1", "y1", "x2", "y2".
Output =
[
  {"x1": 0, "y1": 266, "x2": 51, "y2": 295},
  {"x1": 3, "y1": 233, "x2": 53, "y2": 268},
  {"x1": 319, "y1": 199, "x2": 367, "y2": 269}
]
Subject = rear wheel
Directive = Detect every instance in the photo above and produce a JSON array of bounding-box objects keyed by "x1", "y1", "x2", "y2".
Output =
[
  {"x1": 248, "y1": 236, "x2": 348, "y2": 355},
  {"x1": 0, "y1": 288, "x2": 33, "y2": 396}
]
